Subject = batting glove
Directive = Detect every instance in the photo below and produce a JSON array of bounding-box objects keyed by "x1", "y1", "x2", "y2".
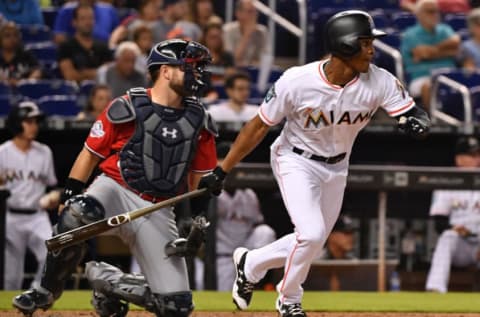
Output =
[
  {"x1": 398, "y1": 116, "x2": 429, "y2": 139},
  {"x1": 198, "y1": 166, "x2": 227, "y2": 196}
]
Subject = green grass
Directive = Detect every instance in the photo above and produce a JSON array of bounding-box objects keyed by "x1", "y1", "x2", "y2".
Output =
[{"x1": 1, "y1": 291, "x2": 480, "y2": 312}]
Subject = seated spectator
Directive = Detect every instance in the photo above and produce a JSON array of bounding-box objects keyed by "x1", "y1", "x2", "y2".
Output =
[
  {"x1": 132, "y1": 25, "x2": 153, "y2": 74},
  {"x1": 57, "y1": 3, "x2": 112, "y2": 82},
  {"x1": 426, "y1": 136, "x2": 480, "y2": 293},
  {"x1": 0, "y1": 22, "x2": 41, "y2": 86},
  {"x1": 76, "y1": 84, "x2": 111, "y2": 121},
  {"x1": 164, "y1": 0, "x2": 202, "y2": 41},
  {"x1": 323, "y1": 215, "x2": 357, "y2": 260},
  {"x1": 97, "y1": 41, "x2": 147, "y2": 98},
  {"x1": 460, "y1": 8, "x2": 480, "y2": 70},
  {"x1": 0, "y1": 0, "x2": 44, "y2": 25},
  {"x1": 201, "y1": 22, "x2": 234, "y2": 85},
  {"x1": 401, "y1": 0, "x2": 460, "y2": 109},
  {"x1": 53, "y1": 0, "x2": 119, "y2": 44},
  {"x1": 223, "y1": 0, "x2": 270, "y2": 66},
  {"x1": 208, "y1": 71, "x2": 258, "y2": 122},
  {"x1": 187, "y1": 0, "x2": 222, "y2": 29},
  {"x1": 109, "y1": 0, "x2": 171, "y2": 49},
  {"x1": 401, "y1": 0, "x2": 470, "y2": 13}
]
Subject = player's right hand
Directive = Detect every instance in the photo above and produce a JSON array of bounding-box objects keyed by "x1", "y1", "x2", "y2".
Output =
[{"x1": 198, "y1": 166, "x2": 227, "y2": 196}]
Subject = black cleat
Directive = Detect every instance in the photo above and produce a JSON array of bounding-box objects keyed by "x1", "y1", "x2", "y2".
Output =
[
  {"x1": 91, "y1": 290, "x2": 129, "y2": 317},
  {"x1": 12, "y1": 288, "x2": 53, "y2": 316},
  {"x1": 232, "y1": 247, "x2": 255, "y2": 310},
  {"x1": 276, "y1": 299, "x2": 307, "y2": 317}
]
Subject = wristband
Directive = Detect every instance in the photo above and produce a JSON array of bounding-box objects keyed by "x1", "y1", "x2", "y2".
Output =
[
  {"x1": 214, "y1": 166, "x2": 227, "y2": 180},
  {"x1": 60, "y1": 177, "x2": 86, "y2": 204}
]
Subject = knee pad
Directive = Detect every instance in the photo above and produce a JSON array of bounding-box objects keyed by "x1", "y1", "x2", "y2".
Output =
[
  {"x1": 41, "y1": 195, "x2": 104, "y2": 299},
  {"x1": 85, "y1": 261, "x2": 149, "y2": 307},
  {"x1": 57, "y1": 194, "x2": 105, "y2": 233},
  {"x1": 152, "y1": 292, "x2": 193, "y2": 317}
]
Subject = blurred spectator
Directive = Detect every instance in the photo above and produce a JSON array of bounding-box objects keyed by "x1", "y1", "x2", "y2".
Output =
[
  {"x1": 194, "y1": 142, "x2": 275, "y2": 291},
  {"x1": 108, "y1": 0, "x2": 171, "y2": 49},
  {"x1": 132, "y1": 25, "x2": 153, "y2": 74},
  {"x1": 401, "y1": 0, "x2": 471, "y2": 13},
  {"x1": 323, "y1": 215, "x2": 357, "y2": 260},
  {"x1": 401, "y1": 0, "x2": 460, "y2": 109},
  {"x1": 208, "y1": 71, "x2": 258, "y2": 122},
  {"x1": 0, "y1": 0, "x2": 44, "y2": 25},
  {"x1": 53, "y1": 0, "x2": 119, "y2": 44},
  {"x1": 76, "y1": 84, "x2": 112, "y2": 121},
  {"x1": 201, "y1": 22, "x2": 234, "y2": 85},
  {"x1": 1, "y1": 102, "x2": 57, "y2": 290},
  {"x1": 426, "y1": 136, "x2": 480, "y2": 293},
  {"x1": 96, "y1": 41, "x2": 147, "y2": 97},
  {"x1": 0, "y1": 22, "x2": 41, "y2": 86},
  {"x1": 165, "y1": 0, "x2": 202, "y2": 41},
  {"x1": 187, "y1": 0, "x2": 222, "y2": 29},
  {"x1": 223, "y1": 0, "x2": 270, "y2": 66},
  {"x1": 459, "y1": 8, "x2": 480, "y2": 70},
  {"x1": 57, "y1": 3, "x2": 112, "y2": 82}
]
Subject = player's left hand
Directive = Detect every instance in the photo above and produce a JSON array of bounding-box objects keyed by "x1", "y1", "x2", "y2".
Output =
[
  {"x1": 398, "y1": 116, "x2": 429, "y2": 139},
  {"x1": 198, "y1": 166, "x2": 227, "y2": 196}
]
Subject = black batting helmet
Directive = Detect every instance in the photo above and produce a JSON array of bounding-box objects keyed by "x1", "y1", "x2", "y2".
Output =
[
  {"x1": 324, "y1": 10, "x2": 386, "y2": 58},
  {"x1": 6, "y1": 101, "x2": 44, "y2": 136}
]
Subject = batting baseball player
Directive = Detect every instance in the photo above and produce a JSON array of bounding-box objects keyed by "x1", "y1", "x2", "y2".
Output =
[
  {"x1": 426, "y1": 136, "x2": 480, "y2": 293},
  {"x1": 13, "y1": 39, "x2": 217, "y2": 317},
  {"x1": 0, "y1": 102, "x2": 57, "y2": 290},
  {"x1": 199, "y1": 10, "x2": 430, "y2": 317}
]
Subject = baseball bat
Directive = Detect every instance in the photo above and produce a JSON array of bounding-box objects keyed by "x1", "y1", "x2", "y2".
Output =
[{"x1": 45, "y1": 188, "x2": 207, "y2": 252}]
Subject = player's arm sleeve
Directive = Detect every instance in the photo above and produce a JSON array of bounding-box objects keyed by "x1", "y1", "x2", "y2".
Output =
[
  {"x1": 46, "y1": 147, "x2": 58, "y2": 187},
  {"x1": 190, "y1": 129, "x2": 217, "y2": 173},
  {"x1": 258, "y1": 72, "x2": 294, "y2": 126},
  {"x1": 380, "y1": 71, "x2": 415, "y2": 117},
  {"x1": 429, "y1": 190, "x2": 451, "y2": 216},
  {"x1": 84, "y1": 107, "x2": 117, "y2": 159}
]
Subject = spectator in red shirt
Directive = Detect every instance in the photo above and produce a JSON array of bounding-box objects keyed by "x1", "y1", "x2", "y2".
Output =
[
  {"x1": 401, "y1": 0, "x2": 471, "y2": 13},
  {"x1": 13, "y1": 39, "x2": 218, "y2": 317}
]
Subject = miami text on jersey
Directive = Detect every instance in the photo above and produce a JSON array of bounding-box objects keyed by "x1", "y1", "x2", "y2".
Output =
[{"x1": 303, "y1": 108, "x2": 375, "y2": 128}]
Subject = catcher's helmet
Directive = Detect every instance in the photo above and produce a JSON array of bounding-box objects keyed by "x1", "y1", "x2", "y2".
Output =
[
  {"x1": 147, "y1": 39, "x2": 212, "y2": 96},
  {"x1": 324, "y1": 10, "x2": 386, "y2": 58},
  {"x1": 57, "y1": 194, "x2": 106, "y2": 233},
  {"x1": 6, "y1": 101, "x2": 44, "y2": 136}
]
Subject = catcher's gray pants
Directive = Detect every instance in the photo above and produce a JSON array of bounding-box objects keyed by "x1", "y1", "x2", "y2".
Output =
[
  {"x1": 426, "y1": 229, "x2": 479, "y2": 293},
  {"x1": 86, "y1": 174, "x2": 189, "y2": 293}
]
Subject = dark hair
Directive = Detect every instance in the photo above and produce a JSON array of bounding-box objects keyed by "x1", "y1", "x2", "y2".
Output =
[
  {"x1": 85, "y1": 84, "x2": 110, "y2": 113},
  {"x1": 225, "y1": 71, "x2": 251, "y2": 89},
  {"x1": 0, "y1": 21, "x2": 21, "y2": 49},
  {"x1": 200, "y1": 22, "x2": 224, "y2": 54},
  {"x1": 133, "y1": 24, "x2": 152, "y2": 42},
  {"x1": 73, "y1": 3, "x2": 94, "y2": 20}
]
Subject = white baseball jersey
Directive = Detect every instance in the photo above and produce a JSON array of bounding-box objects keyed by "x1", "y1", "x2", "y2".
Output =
[
  {"x1": 208, "y1": 102, "x2": 259, "y2": 122},
  {"x1": 430, "y1": 190, "x2": 480, "y2": 236},
  {"x1": 241, "y1": 60, "x2": 416, "y2": 305},
  {"x1": 0, "y1": 140, "x2": 57, "y2": 209},
  {"x1": 216, "y1": 188, "x2": 264, "y2": 254},
  {"x1": 258, "y1": 60, "x2": 415, "y2": 159},
  {"x1": 0, "y1": 140, "x2": 57, "y2": 290}
]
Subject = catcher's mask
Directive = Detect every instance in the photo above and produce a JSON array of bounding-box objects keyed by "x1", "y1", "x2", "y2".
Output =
[{"x1": 147, "y1": 39, "x2": 212, "y2": 97}]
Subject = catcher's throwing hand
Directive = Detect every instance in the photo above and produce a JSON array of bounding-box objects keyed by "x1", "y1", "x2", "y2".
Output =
[
  {"x1": 198, "y1": 166, "x2": 227, "y2": 196},
  {"x1": 398, "y1": 115, "x2": 429, "y2": 139}
]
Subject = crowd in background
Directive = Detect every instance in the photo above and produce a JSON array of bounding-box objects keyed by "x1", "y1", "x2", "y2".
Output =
[{"x1": 1, "y1": 0, "x2": 480, "y2": 293}]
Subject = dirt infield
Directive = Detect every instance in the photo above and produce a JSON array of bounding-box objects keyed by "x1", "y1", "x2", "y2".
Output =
[{"x1": 2, "y1": 311, "x2": 480, "y2": 317}]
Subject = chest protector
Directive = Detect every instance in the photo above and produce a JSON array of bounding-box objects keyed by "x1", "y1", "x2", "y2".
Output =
[{"x1": 116, "y1": 88, "x2": 206, "y2": 197}]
